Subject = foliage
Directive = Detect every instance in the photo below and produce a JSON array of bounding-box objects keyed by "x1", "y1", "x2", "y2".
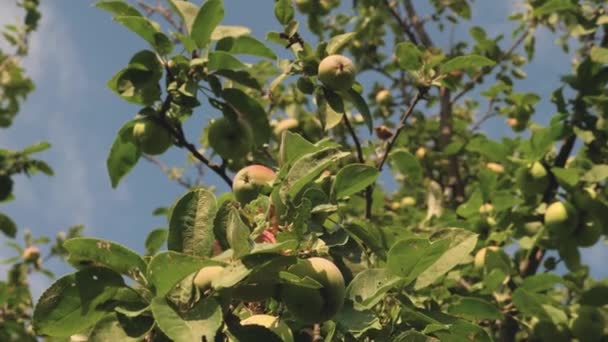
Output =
[{"x1": 2, "y1": 0, "x2": 608, "y2": 341}]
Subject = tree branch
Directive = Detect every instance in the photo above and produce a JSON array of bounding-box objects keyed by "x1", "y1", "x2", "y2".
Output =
[
  {"x1": 142, "y1": 154, "x2": 192, "y2": 188},
  {"x1": 381, "y1": 0, "x2": 419, "y2": 44}
]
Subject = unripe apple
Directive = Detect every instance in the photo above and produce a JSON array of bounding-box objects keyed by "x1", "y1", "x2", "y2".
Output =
[
  {"x1": 319, "y1": 0, "x2": 340, "y2": 13},
  {"x1": 544, "y1": 201, "x2": 578, "y2": 237},
  {"x1": 485, "y1": 162, "x2": 505, "y2": 173},
  {"x1": 280, "y1": 257, "x2": 345, "y2": 323},
  {"x1": 22, "y1": 246, "x2": 40, "y2": 263},
  {"x1": 208, "y1": 117, "x2": 253, "y2": 160},
  {"x1": 236, "y1": 315, "x2": 294, "y2": 342},
  {"x1": 273, "y1": 118, "x2": 299, "y2": 136},
  {"x1": 516, "y1": 162, "x2": 549, "y2": 197},
  {"x1": 570, "y1": 306, "x2": 605, "y2": 342},
  {"x1": 474, "y1": 246, "x2": 499, "y2": 270},
  {"x1": 132, "y1": 118, "x2": 173, "y2": 155},
  {"x1": 401, "y1": 196, "x2": 416, "y2": 207},
  {"x1": 574, "y1": 218, "x2": 602, "y2": 247},
  {"x1": 193, "y1": 265, "x2": 224, "y2": 292},
  {"x1": 415, "y1": 147, "x2": 427, "y2": 160},
  {"x1": 572, "y1": 186, "x2": 597, "y2": 209},
  {"x1": 479, "y1": 203, "x2": 494, "y2": 215},
  {"x1": 294, "y1": 0, "x2": 315, "y2": 13},
  {"x1": 317, "y1": 55, "x2": 356, "y2": 91},
  {"x1": 233, "y1": 165, "x2": 276, "y2": 204},
  {"x1": 375, "y1": 89, "x2": 392, "y2": 105}
]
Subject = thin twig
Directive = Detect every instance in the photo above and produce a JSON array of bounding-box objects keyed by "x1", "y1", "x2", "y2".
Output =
[
  {"x1": 377, "y1": 89, "x2": 427, "y2": 171},
  {"x1": 381, "y1": 0, "x2": 419, "y2": 44},
  {"x1": 343, "y1": 113, "x2": 373, "y2": 219},
  {"x1": 142, "y1": 154, "x2": 191, "y2": 188},
  {"x1": 471, "y1": 98, "x2": 497, "y2": 131}
]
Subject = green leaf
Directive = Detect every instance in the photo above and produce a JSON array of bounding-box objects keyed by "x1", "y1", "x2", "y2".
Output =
[
  {"x1": 335, "y1": 302, "x2": 382, "y2": 337},
  {"x1": 107, "y1": 120, "x2": 141, "y2": 188},
  {"x1": 580, "y1": 285, "x2": 608, "y2": 306},
  {"x1": 167, "y1": 0, "x2": 198, "y2": 34},
  {"x1": 207, "y1": 51, "x2": 248, "y2": 71},
  {"x1": 346, "y1": 268, "x2": 401, "y2": 310},
  {"x1": 191, "y1": 0, "x2": 224, "y2": 50},
  {"x1": 326, "y1": 32, "x2": 356, "y2": 55},
  {"x1": 88, "y1": 314, "x2": 143, "y2": 342},
  {"x1": 388, "y1": 238, "x2": 444, "y2": 282},
  {"x1": 465, "y1": 135, "x2": 508, "y2": 162},
  {"x1": 64, "y1": 238, "x2": 147, "y2": 281},
  {"x1": 393, "y1": 330, "x2": 439, "y2": 342},
  {"x1": 211, "y1": 25, "x2": 251, "y2": 40},
  {"x1": 0, "y1": 213, "x2": 17, "y2": 238},
  {"x1": 332, "y1": 164, "x2": 379, "y2": 199},
  {"x1": 145, "y1": 228, "x2": 168, "y2": 255},
  {"x1": 512, "y1": 288, "x2": 553, "y2": 321},
  {"x1": 520, "y1": 273, "x2": 563, "y2": 292},
  {"x1": 225, "y1": 207, "x2": 253, "y2": 258},
  {"x1": 395, "y1": 42, "x2": 423, "y2": 71},
  {"x1": 113, "y1": 16, "x2": 173, "y2": 55},
  {"x1": 581, "y1": 164, "x2": 608, "y2": 182},
  {"x1": 151, "y1": 296, "x2": 222, "y2": 342},
  {"x1": 168, "y1": 188, "x2": 218, "y2": 257},
  {"x1": 447, "y1": 297, "x2": 503, "y2": 320},
  {"x1": 281, "y1": 148, "x2": 350, "y2": 200},
  {"x1": 222, "y1": 88, "x2": 271, "y2": 147},
  {"x1": 278, "y1": 132, "x2": 319, "y2": 167},
  {"x1": 342, "y1": 222, "x2": 386, "y2": 260},
  {"x1": 345, "y1": 89, "x2": 373, "y2": 133},
  {"x1": 590, "y1": 46, "x2": 608, "y2": 64},
  {"x1": 22, "y1": 141, "x2": 51, "y2": 155},
  {"x1": 550, "y1": 167, "x2": 580, "y2": 189},
  {"x1": 533, "y1": 0, "x2": 576, "y2": 16},
  {"x1": 147, "y1": 251, "x2": 224, "y2": 296},
  {"x1": 211, "y1": 260, "x2": 252, "y2": 288},
  {"x1": 390, "y1": 149, "x2": 423, "y2": 183},
  {"x1": 32, "y1": 268, "x2": 125, "y2": 337},
  {"x1": 440, "y1": 55, "x2": 495, "y2": 75},
  {"x1": 274, "y1": 0, "x2": 294, "y2": 25},
  {"x1": 95, "y1": 0, "x2": 142, "y2": 16},
  {"x1": 107, "y1": 50, "x2": 163, "y2": 105},
  {"x1": 216, "y1": 35, "x2": 276, "y2": 59},
  {"x1": 214, "y1": 69, "x2": 262, "y2": 90}
]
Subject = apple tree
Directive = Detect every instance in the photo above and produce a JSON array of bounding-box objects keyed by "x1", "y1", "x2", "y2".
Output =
[{"x1": 16, "y1": 0, "x2": 608, "y2": 341}]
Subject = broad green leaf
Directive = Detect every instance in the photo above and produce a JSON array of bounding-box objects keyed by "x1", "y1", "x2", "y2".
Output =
[
  {"x1": 0, "y1": 212, "x2": 17, "y2": 238},
  {"x1": 32, "y1": 268, "x2": 125, "y2": 337},
  {"x1": 191, "y1": 0, "x2": 224, "y2": 50},
  {"x1": 274, "y1": 0, "x2": 294, "y2": 25},
  {"x1": 581, "y1": 164, "x2": 608, "y2": 182},
  {"x1": 88, "y1": 315, "x2": 141, "y2": 342},
  {"x1": 345, "y1": 89, "x2": 373, "y2": 133},
  {"x1": 326, "y1": 32, "x2": 356, "y2": 55},
  {"x1": 415, "y1": 228, "x2": 478, "y2": 289},
  {"x1": 580, "y1": 285, "x2": 608, "y2": 306},
  {"x1": 222, "y1": 88, "x2": 271, "y2": 147},
  {"x1": 433, "y1": 321, "x2": 492, "y2": 342},
  {"x1": 590, "y1": 46, "x2": 608, "y2": 64},
  {"x1": 22, "y1": 141, "x2": 51, "y2": 154},
  {"x1": 465, "y1": 135, "x2": 508, "y2": 161},
  {"x1": 281, "y1": 148, "x2": 350, "y2": 200},
  {"x1": 107, "y1": 50, "x2": 163, "y2": 105},
  {"x1": 95, "y1": 0, "x2": 142, "y2": 16},
  {"x1": 346, "y1": 268, "x2": 401, "y2": 310},
  {"x1": 225, "y1": 207, "x2": 253, "y2": 258},
  {"x1": 211, "y1": 25, "x2": 251, "y2": 40},
  {"x1": 278, "y1": 131, "x2": 319, "y2": 167},
  {"x1": 113, "y1": 16, "x2": 173, "y2": 55},
  {"x1": 335, "y1": 302, "x2": 383, "y2": 337},
  {"x1": 207, "y1": 51, "x2": 248, "y2": 71},
  {"x1": 216, "y1": 35, "x2": 276, "y2": 59},
  {"x1": 520, "y1": 273, "x2": 563, "y2": 292},
  {"x1": 333, "y1": 163, "x2": 379, "y2": 199},
  {"x1": 168, "y1": 188, "x2": 218, "y2": 257},
  {"x1": 151, "y1": 297, "x2": 222, "y2": 342},
  {"x1": 212, "y1": 260, "x2": 251, "y2": 288},
  {"x1": 388, "y1": 238, "x2": 446, "y2": 282},
  {"x1": 512, "y1": 287, "x2": 552, "y2": 321},
  {"x1": 393, "y1": 330, "x2": 439, "y2": 342},
  {"x1": 214, "y1": 69, "x2": 262, "y2": 90},
  {"x1": 395, "y1": 42, "x2": 423, "y2": 71},
  {"x1": 107, "y1": 120, "x2": 140, "y2": 188},
  {"x1": 550, "y1": 167, "x2": 580, "y2": 189},
  {"x1": 390, "y1": 149, "x2": 423, "y2": 183},
  {"x1": 250, "y1": 240, "x2": 298, "y2": 254},
  {"x1": 64, "y1": 238, "x2": 147, "y2": 281},
  {"x1": 147, "y1": 251, "x2": 224, "y2": 296},
  {"x1": 145, "y1": 228, "x2": 168, "y2": 255},
  {"x1": 342, "y1": 222, "x2": 386, "y2": 260},
  {"x1": 167, "y1": 0, "x2": 198, "y2": 34},
  {"x1": 447, "y1": 297, "x2": 503, "y2": 320},
  {"x1": 533, "y1": 0, "x2": 576, "y2": 16},
  {"x1": 440, "y1": 55, "x2": 495, "y2": 74}
]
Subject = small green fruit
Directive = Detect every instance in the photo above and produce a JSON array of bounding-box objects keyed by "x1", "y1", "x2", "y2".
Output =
[
  {"x1": 319, "y1": 0, "x2": 340, "y2": 13},
  {"x1": 516, "y1": 162, "x2": 549, "y2": 197},
  {"x1": 574, "y1": 218, "x2": 602, "y2": 247},
  {"x1": 280, "y1": 257, "x2": 345, "y2": 323},
  {"x1": 375, "y1": 89, "x2": 392, "y2": 105},
  {"x1": 238, "y1": 315, "x2": 294, "y2": 342},
  {"x1": 401, "y1": 196, "x2": 416, "y2": 207},
  {"x1": 485, "y1": 162, "x2": 505, "y2": 173},
  {"x1": 233, "y1": 165, "x2": 276, "y2": 204},
  {"x1": 295, "y1": 0, "x2": 315, "y2": 13},
  {"x1": 544, "y1": 201, "x2": 577, "y2": 237},
  {"x1": 474, "y1": 246, "x2": 499, "y2": 270},
  {"x1": 132, "y1": 118, "x2": 173, "y2": 155},
  {"x1": 193, "y1": 265, "x2": 224, "y2": 292},
  {"x1": 570, "y1": 306, "x2": 605, "y2": 342},
  {"x1": 318, "y1": 55, "x2": 356, "y2": 91},
  {"x1": 208, "y1": 117, "x2": 253, "y2": 160}
]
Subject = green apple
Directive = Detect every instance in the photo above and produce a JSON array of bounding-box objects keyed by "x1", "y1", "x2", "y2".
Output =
[
  {"x1": 208, "y1": 117, "x2": 253, "y2": 160},
  {"x1": 570, "y1": 306, "x2": 605, "y2": 342},
  {"x1": 485, "y1": 162, "x2": 505, "y2": 173},
  {"x1": 415, "y1": 147, "x2": 427, "y2": 160},
  {"x1": 236, "y1": 315, "x2": 294, "y2": 342},
  {"x1": 233, "y1": 165, "x2": 276, "y2": 204},
  {"x1": 401, "y1": 196, "x2": 416, "y2": 207},
  {"x1": 317, "y1": 54, "x2": 356, "y2": 91},
  {"x1": 319, "y1": 0, "x2": 340, "y2": 13},
  {"x1": 516, "y1": 161, "x2": 549, "y2": 197},
  {"x1": 479, "y1": 203, "x2": 494, "y2": 215},
  {"x1": 544, "y1": 201, "x2": 578, "y2": 237},
  {"x1": 573, "y1": 218, "x2": 602, "y2": 247},
  {"x1": 295, "y1": 0, "x2": 315, "y2": 13},
  {"x1": 193, "y1": 265, "x2": 224, "y2": 292},
  {"x1": 474, "y1": 246, "x2": 499, "y2": 270},
  {"x1": 375, "y1": 89, "x2": 392, "y2": 105},
  {"x1": 572, "y1": 186, "x2": 597, "y2": 209},
  {"x1": 280, "y1": 257, "x2": 345, "y2": 323},
  {"x1": 132, "y1": 117, "x2": 173, "y2": 155}
]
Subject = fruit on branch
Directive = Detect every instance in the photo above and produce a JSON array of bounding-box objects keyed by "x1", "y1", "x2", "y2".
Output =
[
  {"x1": 273, "y1": 118, "x2": 299, "y2": 136},
  {"x1": 485, "y1": 162, "x2": 505, "y2": 173},
  {"x1": 569, "y1": 306, "x2": 605, "y2": 342},
  {"x1": 573, "y1": 218, "x2": 602, "y2": 247},
  {"x1": 401, "y1": 196, "x2": 416, "y2": 207},
  {"x1": 516, "y1": 161, "x2": 549, "y2": 197},
  {"x1": 474, "y1": 246, "x2": 499, "y2": 270},
  {"x1": 375, "y1": 89, "x2": 392, "y2": 105},
  {"x1": 507, "y1": 117, "x2": 526, "y2": 131},
  {"x1": 280, "y1": 257, "x2": 345, "y2": 323},
  {"x1": 294, "y1": 0, "x2": 315, "y2": 13},
  {"x1": 233, "y1": 165, "x2": 276, "y2": 204},
  {"x1": 193, "y1": 265, "x2": 224, "y2": 292},
  {"x1": 22, "y1": 246, "x2": 40, "y2": 263},
  {"x1": 572, "y1": 186, "x2": 597, "y2": 209},
  {"x1": 415, "y1": 147, "x2": 427, "y2": 160},
  {"x1": 479, "y1": 203, "x2": 494, "y2": 215},
  {"x1": 318, "y1": 54, "x2": 356, "y2": 91},
  {"x1": 132, "y1": 117, "x2": 173, "y2": 155},
  {"x1": 235, "y1": 315, "x2": 294, "y2": 342},
  {"x1": 544, "y1": 201, "x2": 578, "y2": 237},
  {"x1": 208, "y1": 117, "x2": 253, "y2": 160}
]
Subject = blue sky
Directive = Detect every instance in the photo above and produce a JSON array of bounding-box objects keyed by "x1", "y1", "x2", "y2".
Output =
[{"x1": 0, "y1": 1, "x2": 605, "y2": 300}]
